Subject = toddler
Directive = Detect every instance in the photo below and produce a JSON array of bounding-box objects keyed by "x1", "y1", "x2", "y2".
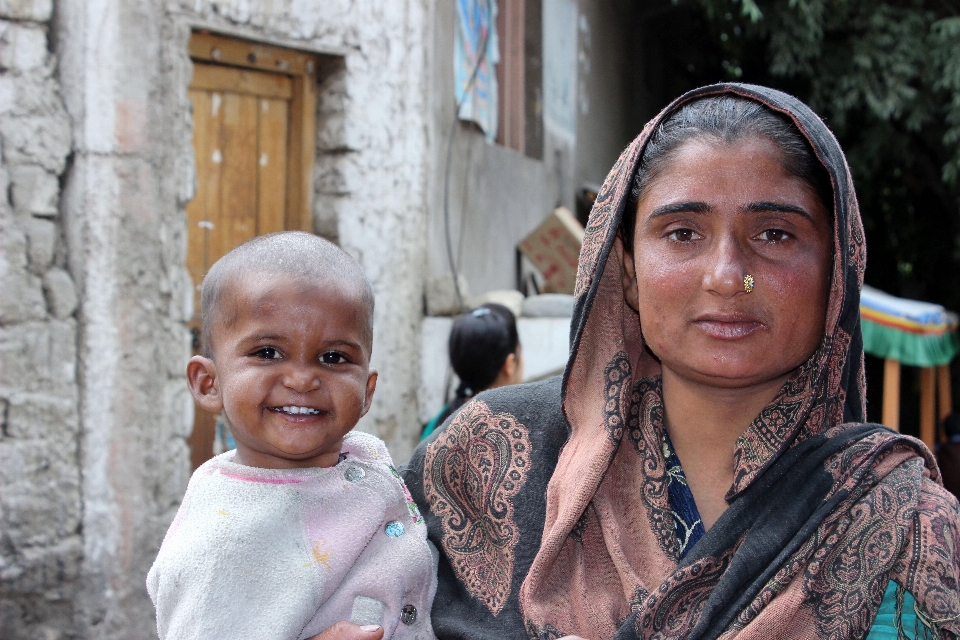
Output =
[{"x1": 147, "y1": 232, "x2": 436, "y2": 640}]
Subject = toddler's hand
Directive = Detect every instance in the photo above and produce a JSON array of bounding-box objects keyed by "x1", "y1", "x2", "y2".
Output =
[{"x1": 307, "y1": 621, "x2": 384, "y2": 640}]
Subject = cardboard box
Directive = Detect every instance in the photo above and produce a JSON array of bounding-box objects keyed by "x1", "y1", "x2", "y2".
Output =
[{"x1": 518, "y1": 207, "x2": 584, "y2": 294}]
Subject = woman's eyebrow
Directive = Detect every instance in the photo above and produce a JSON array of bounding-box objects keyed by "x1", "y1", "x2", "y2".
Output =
[
  {"x1": 649, "y1": 201, "x2": 711, "y2": 217},
  {"x1": 745, "y1": 201, "x2": 813, "y2": 220}
]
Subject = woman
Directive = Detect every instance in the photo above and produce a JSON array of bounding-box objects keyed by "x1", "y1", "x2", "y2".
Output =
[
  {"x1": 422, "y1": 303, "x2": 523, "y2": 440},
  {"x1": 402, "y1": 84, "x2": 960, "y2": 639}
]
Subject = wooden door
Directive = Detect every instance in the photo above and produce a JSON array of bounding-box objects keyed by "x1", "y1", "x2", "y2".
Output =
[
  {"x1": 186, "y1": 63, "x2": 292, "y2": 316},
  {"x1": 185, "y1": 32, "x2": 321, "y2": 469}
]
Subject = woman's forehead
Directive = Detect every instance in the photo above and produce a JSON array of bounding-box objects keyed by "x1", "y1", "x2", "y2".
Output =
[{"x1": 637, "y1": 136, "x2": 824, "y2": 209}]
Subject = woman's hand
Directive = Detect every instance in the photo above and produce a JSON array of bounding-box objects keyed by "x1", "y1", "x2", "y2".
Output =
[{"x1": 305, "y1": 621, "x2": 384, "y2": 640}]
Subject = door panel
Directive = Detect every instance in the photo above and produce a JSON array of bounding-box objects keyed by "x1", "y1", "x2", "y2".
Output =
[
  {"x1": 191, "y1": 63, "x2": 293, "y2": 98},
  {"x1": 218, "y1": 91, "x2": 259, "y2": 256},
  {"x1": 258, "y1": 97, "x2": 289, "y2": 236},
  {"x1": 186, "y1": 66, "x2": 295, "y2": 319}
]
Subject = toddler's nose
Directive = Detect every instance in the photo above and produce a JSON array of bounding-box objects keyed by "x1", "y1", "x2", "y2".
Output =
[{"x1": 283, "y1": 367, "x2": 320, "y2": 392}]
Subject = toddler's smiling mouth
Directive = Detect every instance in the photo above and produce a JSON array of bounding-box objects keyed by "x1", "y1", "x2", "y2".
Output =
[{"x1": 271, "y1": 405, "x2": 322, "y2": 416}]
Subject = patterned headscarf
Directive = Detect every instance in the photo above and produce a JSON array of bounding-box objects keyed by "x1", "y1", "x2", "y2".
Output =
[{"x1": 519, "y1": 83, "x2": 960, "y2": 639}]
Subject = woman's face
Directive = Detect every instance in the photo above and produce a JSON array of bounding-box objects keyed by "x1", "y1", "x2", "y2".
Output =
[{"x1": 622, "y1": 135, "x2": 833, "y2": 390}]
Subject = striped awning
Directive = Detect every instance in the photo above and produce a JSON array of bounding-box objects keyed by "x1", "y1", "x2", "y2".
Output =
[{"x1": 860, "y1": 285, "x2": 959, "y2": 367}]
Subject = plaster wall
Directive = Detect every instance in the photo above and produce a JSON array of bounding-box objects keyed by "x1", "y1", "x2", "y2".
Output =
[
  {"x1": 3, "y1": 0, "x2": 430, "y2": 637},
  {"x1": 425, "y1": 0, "x2": 568, "y2": 303}
]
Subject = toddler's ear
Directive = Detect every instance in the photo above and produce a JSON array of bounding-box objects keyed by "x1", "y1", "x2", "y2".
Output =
[
  {"x1": 187, "y1": 355, "x2": 223, "y2": 413},
  {"x1": 361, "y1": 369, "x2": 378, "y2": 416}
]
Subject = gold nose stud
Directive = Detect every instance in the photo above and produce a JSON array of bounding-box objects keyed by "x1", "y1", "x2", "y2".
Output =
[{"x1": 743, "y1": 275, "x2": 755, "y2": 293}]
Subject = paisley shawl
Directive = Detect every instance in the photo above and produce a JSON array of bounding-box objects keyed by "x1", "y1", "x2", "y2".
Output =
[{"x1": 402, "y1": 84, "x2": 960, "y2": 640}]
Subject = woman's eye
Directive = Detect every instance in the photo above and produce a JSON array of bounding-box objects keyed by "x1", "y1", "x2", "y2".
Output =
[
  {"x1": 253, "y1": 347, "x2": 281, "y2": 360},
  {"x1": 320, "y1": 352, "x2": 347, "y2": 365},
  {"x1": 667, "y1": 228, "x2": 700, "y2": 243},
  {"x1": 757, "y1": 229, "x2": 792, "y2": 243}
]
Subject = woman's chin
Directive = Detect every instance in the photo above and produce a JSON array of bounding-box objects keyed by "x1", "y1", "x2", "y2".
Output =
[{"x1": 665, "y1": 360, "x2": 797, "y2": 391}]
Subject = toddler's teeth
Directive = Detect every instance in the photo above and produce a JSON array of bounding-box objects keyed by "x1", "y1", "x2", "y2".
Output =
[{"x1": 279, "y1": 406, "x2": 319, "y2": 415}]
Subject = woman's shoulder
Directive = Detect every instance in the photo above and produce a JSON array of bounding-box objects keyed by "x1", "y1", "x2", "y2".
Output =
[
  {"x1": 880, "y1": 455, "x2": 960, "y2": 637},
  {"x1": 416, "y1": 375, "x2": 567, "y2": 451},
  {"x1": 403, "y1": 375, "x2": 569, "y2": 481},
  {"x1": 401, "y1": 377, "x2": 568, "y2": 636},
  {"x1": 916, "y1": 473, "x2": 960, "y2": 546},
  {"x1": 470, "y1": 374, "x2": 567, "y2": 429}
]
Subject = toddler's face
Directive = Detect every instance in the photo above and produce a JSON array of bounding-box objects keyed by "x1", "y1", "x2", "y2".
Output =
[{"x1": 189, "y1": 272, "x2": 377, "y2": 469}]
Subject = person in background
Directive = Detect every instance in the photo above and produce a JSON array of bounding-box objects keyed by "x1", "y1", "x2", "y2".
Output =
[
  {"x1": 938, "y1": 413, "x2": 960, "y2": 499},
  {"x1": 421, "y1": 303, "x2": 523, "y2": 440}
]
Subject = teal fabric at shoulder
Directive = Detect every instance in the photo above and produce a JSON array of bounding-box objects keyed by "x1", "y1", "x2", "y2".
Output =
[
  {"x1": 420, "y1": 403, "x2": 451, "y2": 441},
  {"x1": 866, "y1": 581, "x2": 927, "y2": 639}
]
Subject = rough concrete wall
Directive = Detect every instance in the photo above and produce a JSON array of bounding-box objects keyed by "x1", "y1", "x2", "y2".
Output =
[
  {"x1": 0, "y1": 1, "x2": 81, "y2": 638},
  {"x1": 42, "y1": 2, "x2": 428, "y2": 637}
]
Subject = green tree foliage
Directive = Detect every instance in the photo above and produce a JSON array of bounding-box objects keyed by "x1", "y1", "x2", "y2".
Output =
[{"x1": 687, "y1": 0, "x2": 960, "y2": 312}]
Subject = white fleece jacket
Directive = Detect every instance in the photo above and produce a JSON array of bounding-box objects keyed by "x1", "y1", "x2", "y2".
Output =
[{"x1": 147, "y1": 431, "x2": 436, "y2": 640}]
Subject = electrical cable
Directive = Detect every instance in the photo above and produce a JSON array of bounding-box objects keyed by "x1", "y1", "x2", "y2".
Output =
[{"x1": 442, "y1": 0, "x2": 493, "y2": 313}]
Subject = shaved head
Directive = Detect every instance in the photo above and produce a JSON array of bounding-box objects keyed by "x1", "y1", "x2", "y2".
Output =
[{"x1": 200, "y1": 232, "x2": 374, "y2": 357}]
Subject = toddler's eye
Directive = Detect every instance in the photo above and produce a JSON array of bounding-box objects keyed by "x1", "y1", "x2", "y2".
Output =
[
  {"x1": 253, "y1": 347, "x2": 281, "y2": 360},
  {"x1": 757, "y1": 229, "x2": 792, "y2": 243},
  {"x1": 320, "y1": 352, "x2": 347, "y2": 365}
]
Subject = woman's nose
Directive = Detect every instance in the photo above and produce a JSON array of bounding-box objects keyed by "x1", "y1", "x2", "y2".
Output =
[{"x1": 702, "y1": 237, "x2": 750, "y2": 298}]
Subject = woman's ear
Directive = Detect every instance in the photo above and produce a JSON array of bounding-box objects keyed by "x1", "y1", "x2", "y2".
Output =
[
  {"x1": 509, "y1": 349, "x2": 524, "y2": 384},
  {"x1": 491, "y1": 351, "x2": 522, "y2": 389},
  {"x1": 187, "y1": 355, "x2": 223, "y2": 414},
  {"x1": 616, "y1": 235, "x2": 640, "y2": 312},
  {"x1": 502, "y1": 352, "x2": 522, "y2": 385}
]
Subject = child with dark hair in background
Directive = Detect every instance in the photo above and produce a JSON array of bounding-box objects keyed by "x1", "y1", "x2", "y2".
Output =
[
  {"x1": 421, "y1": 303, "x2": 523, "y2": 440},
  {"x1": 938, "y1": 413, "x2": 960, "y2": 500}
]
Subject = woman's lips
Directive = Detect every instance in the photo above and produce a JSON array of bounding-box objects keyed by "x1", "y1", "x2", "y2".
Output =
[{"x1": 692, "y1": 316, "x2": 764, "y2": 339}]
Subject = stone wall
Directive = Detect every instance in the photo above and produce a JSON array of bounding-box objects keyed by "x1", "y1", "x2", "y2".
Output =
[
  {"x1": 1, "y1": 0, "x2": 430, "y2": 637},
  {"x1": 0, "y1": 0, "x2": 80, "y2": 638}
]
